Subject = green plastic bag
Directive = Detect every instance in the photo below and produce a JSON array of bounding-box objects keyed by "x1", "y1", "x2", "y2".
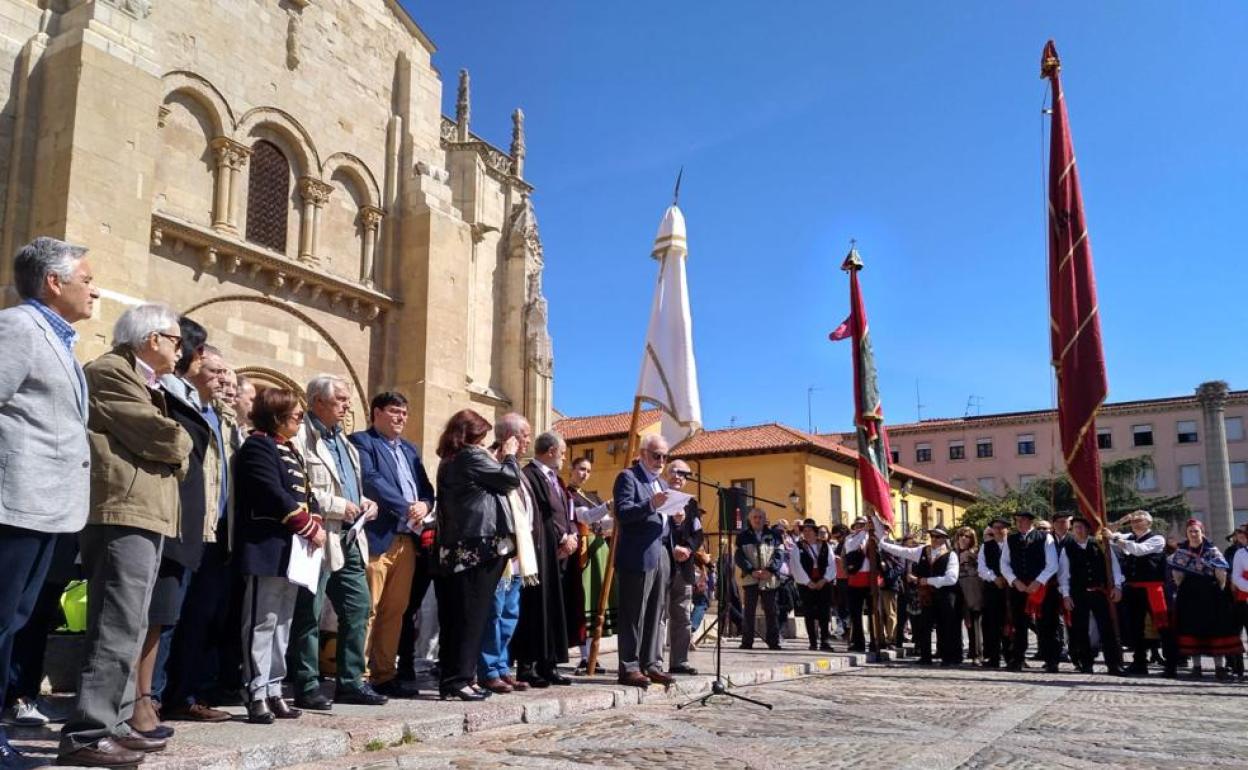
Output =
[{"x1": 60, "y1": 580, "x2": 88, "y2": 633}]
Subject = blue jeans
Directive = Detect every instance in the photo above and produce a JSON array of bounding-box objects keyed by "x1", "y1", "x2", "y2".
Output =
[
  {"x1": 477, "y1": 574, "x2": 522, "y2": 681},
  {"x1": 690, "y1": 594, "x2": 710, "y2": 635}
]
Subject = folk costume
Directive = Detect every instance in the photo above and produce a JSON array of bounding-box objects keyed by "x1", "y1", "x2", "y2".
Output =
[
  {"x1": 1000, "y1": 519, "x2": 1060, "y2": 671},
  {"x1": 1057, "y1": 530, "x2": 1124, "y2": 673},
  {"x1": 1168, "y1": 536, "x2": 1242, "y2": 664},
  {"x1": 841, "y1": 526, "x2": 879, "y2": 652},
  {"x1": 569, "y1": 486, "x2": 616, "y2": 661},
  {"x1": 1111, "y1": 528, "x2": 1175, "y2": 673},
  {"x1": 789, "y1": 535, "x2": 835, "y2": 651},
  {"x1": 976, "y1": 531, "x2": 1012, "y2": 667},
  {"x1": 880, "y1": 533, "x2": 960, "y2": 665}
]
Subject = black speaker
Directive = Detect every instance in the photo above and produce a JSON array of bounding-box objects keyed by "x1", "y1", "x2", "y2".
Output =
[{"x1": 717, "y1": 486, "x2": 749, "y2": 532}]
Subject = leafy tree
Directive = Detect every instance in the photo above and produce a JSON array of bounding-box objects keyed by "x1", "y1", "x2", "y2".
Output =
[{"x1": 960, "y1": 455, "x2": 1189, "y2": 534}]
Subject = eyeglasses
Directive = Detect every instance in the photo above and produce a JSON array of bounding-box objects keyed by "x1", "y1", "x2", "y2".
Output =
[
  {"x1": 157, "y1": 332, "x2": 182, "y2": 347},
  {"x1": 286, "y1": 411, "x2": 305, "y2": 421},
  {"x1": 647, "y1": 450, "x2": 669, "y2": 460}
]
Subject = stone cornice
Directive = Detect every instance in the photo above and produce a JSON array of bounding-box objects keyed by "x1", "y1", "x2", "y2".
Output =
[
  {"x1": 439, "y1": 116, "x2": 533, "y2": 192},
  {"x1": 150, "y1": 212, "x2": 397, "y2": 322}
]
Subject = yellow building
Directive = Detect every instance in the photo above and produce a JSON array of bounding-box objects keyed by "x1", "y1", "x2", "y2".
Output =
[{"x1": 554, "y1": 412, "x2": 976, "y2": 554}]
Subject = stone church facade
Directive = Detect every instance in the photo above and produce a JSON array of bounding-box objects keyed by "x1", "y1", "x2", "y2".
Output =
[{"x1": 0, "y1": 0, "x2": 554, "y2": 454}]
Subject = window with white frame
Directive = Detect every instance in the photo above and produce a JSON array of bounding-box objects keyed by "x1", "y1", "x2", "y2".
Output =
[
  {"x1": 1227, "y1": 416, "x2": 1245, "y2": 442},
  {"x1": 915, "y1": 443, "x2": 931, "y2": 463},
  {"x1": 1176, "y1": 420, "x2": 1199, "y2": 444},
  {"x1": 1230, "y1": 461, "x2": 1247, "y2": 487},
  {"x1": 976, "y1": 438, "x2": 993, "y2": 458},
  {"x1": 1136, "y1": 466, "x2": 1158, "y2": 491},
  {"x1": 948, "y1": 440, "x2": 965, "y2": 460},
  {"x1": 1133, "y1": 424, "x2": 1153, "y2": 447},
  {"x1": 1180, "y1": 464, "x2": 1201, "y2": 489}
]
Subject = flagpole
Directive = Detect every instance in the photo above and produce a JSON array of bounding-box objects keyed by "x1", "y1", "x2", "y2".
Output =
[{"x1": 586, "y1": 395, "x2": 644, "y2": 675}]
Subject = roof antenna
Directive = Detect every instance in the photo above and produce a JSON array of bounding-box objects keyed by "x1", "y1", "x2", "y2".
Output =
[{"x1": 672, "y1": 166, "x2": 683, "y2": 206}]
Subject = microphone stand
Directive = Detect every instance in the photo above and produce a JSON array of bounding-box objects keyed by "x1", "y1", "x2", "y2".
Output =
[{"x1": 677, "y1": 474, "x2": 786, "y2": 711}]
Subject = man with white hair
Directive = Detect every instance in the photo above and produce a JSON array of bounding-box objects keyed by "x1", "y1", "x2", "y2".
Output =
[
  {"x1": 0, "y1": 237, "x2": 96, "y2": 764},
  {"x1": 1111, "y1": 510, "x2": 1176, "y2": 676},
  {"x1": 612, "y1": 434, "x2": 674, "y2": 688},
  {"x1": 290, "y1": 375, "x2": 382, "y2": 708}
]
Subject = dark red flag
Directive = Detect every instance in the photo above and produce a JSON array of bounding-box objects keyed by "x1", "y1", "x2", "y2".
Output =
[
  {"x1": 1043, "y1": 41, "x2": 1109, "y2": 531},
  {"x1": 830, "y1": 246, "x2": 894, "y2": 526}
]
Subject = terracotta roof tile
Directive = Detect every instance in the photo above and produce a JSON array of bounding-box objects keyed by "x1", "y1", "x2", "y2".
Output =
[{"x1": 553, "y1": 409, "x2": 661, "y2": 442}]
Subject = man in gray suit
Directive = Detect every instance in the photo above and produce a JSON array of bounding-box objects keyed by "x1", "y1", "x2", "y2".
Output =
[{"x1": 0, "y1": 237, "x2": 96, "y2": 765}]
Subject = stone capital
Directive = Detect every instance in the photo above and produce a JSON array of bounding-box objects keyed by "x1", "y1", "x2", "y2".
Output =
[
  {"x1": 298, "y1": 177, "x2": 334, "y2": 206},
  {"x1": 1196, "y1": 380, "x2": 1230, "y2": 411},
  {"x1": 210, "y1": 137, "x2": 252, "y2": 170},
  {"x1": 359, "y1": 205, "x2": 385, "y2": 231}
]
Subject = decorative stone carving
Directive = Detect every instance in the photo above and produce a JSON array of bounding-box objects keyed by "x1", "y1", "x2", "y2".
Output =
[
  {"x1": 298, "y1": 177, "x2": 334, "y2": 206},
  {"x1": 455, "y1": 69, "x2": 470, "y2": 141},
  {"x1": 510, "y1": 108, "x2": 525, "y2": 179},
  {"x1": 505, "y1": 195, "x2": 543, "y2": 265},
  {"x1": 271, "y1": 271, "x2": 286, "y2": 290},
  {"x1": 100, "y1": 0, "x2": 154, "y2": 19},
  {"x1": 157, "y1": 105, "x2": 170, "y2": 128},
  {"x1": 201, "y1": 247, "x2": 217, "y2": 270},
  {"x1": 151, "y1": 226, "x2": 163, "y2": 247},
  {"x1": 439, "y1": 117, "x2": 457, "y2": 145},
  {"x1": 227, "y1": 255, "x2": 242, "y2": 274},
  {"x1": 414, "y1": 160, "x2": 450, "y2": 183}
]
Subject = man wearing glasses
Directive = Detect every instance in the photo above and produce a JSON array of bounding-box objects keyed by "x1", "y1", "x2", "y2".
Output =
[{"x1": 611, "y1": 434, "x2": 674, "y2": 688}]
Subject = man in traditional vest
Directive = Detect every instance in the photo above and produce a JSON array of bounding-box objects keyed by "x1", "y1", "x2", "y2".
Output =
[
  {"x1": 840, "y1": 517, "x2": 876, "y2": 653},
  {"x1": 1058, "y1": 516, "x2": 1124, "y2": 675},
  {"x1": 1109, "y1": 510, "x2": 1175, "y2": 676},
  {"x1": 789, "y1": 519, "x2": 835, "y2": 651},
  {"x1": 977, "y1": 517, "x2": 1010, "y2": 668},
  {"x1": 1000, "y1": 511, "x2": 1059, "y2": 672},
  {"x1": 880, "y1": 526, "x2": 960, "y2": 665}
]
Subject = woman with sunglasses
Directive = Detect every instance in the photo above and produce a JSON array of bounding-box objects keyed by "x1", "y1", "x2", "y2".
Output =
[{"x1": 233, "y1": 389, "x2": 325, "y2": 723}]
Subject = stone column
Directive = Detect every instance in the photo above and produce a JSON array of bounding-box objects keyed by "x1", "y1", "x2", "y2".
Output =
[
  {"x1": 1197, "y1": 380, "x2": 1235, "y2": 544},
  {"x1": 359, "y1": 205, "x2": 384, "y2": 285},
  {"x1": 210, "y1": 138, "x2": 250, "y2": 233},
  {"x1": 297, "y1": 177, "x2": 332, "y2": 264}
]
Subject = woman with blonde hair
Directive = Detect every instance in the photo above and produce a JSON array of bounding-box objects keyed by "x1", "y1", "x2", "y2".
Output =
[{"x1": 955, "y1": 527, "x2": 983, "y2": 663}]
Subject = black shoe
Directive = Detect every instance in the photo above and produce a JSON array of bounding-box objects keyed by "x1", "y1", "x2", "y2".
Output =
[
  {"x1": 439, "y1": 686, "x2": 487, "y2": 702},
  {"x1": 573, "y1": 661, "x2": 605, "y2": 675},
  {"x1": 267, "y1": 697, "x2": 301, "y2": 720},
  {"x1": 373, "y1": 679, "x2": 419, "y2": 698},
  {"x1": 541, "y1": 669, "x2": 572, "y2": 686},
  {"x1": 519, "y1": 673, "x2": 550, "y2": 689},
  {"x1": 1163, "y1": 667, "x2": 1178, "y2": 679},
  {"x1": 819, "y1": 642, "x2": 834, "y2": 652},
  {"x1": 809, "y1": 642, "x2": 819, "y2": 651},
  {"x1": 335, "y1": 683, "x2": 389, "y2": 705},
  {"x1": 767, "y1": 643, "x2": 782, "y2": 651},
  {"x1": 1005, "y1": 662, "x2": 1023, "y2": 672},
  {"x1": 738, "y1": 643, "x2": 754, "y2": 650},
  {"x1": 295, "y1": 691, "x2": 333, "y2": 711},
  {"x1": 669, "y1": 663, "x2": 698, "y2": 676},
  {"x1": 982, "y1": 659, "x2": 1000, "y2": 669},
  {"x1": 1127, "y1": 662, "x2": 1149, "y2": 675},
  {"x1": 247, "y1": 699, "x2": 274, "y2": 725},
  {"x1": 917, "y1": 657, "x2": 934, "y2": 666},
  {"x1": 1044, "y1": 662, "x2": 1060, "y2": 674}
]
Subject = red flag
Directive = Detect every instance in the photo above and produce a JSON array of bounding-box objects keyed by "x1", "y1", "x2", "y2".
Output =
[
  {"x1": 1043, "y1": 41, "x2": 1109, "y2": 531},
  {"x1": 831, "y1": 247, "x2": 894, "y2": 525}
]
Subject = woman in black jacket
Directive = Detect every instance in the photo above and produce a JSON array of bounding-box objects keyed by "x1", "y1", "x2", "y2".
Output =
[
  {"x1": 233, "y1": 388, "x2": 324, "y2": 724},
  {"x1": 434, "y1": 409, "x2": 521, "y2": 700}
]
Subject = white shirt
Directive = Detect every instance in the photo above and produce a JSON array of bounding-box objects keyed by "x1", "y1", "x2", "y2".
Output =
[
  {"x1": 878, "y1": 541, "x2": 959, "y2": 588},
  {"x1": 1056, "y1": 538, "x2": 1124, "y2": 597},
  {"x1": 1231, "y1": 549, "x2": 1248, "y2": 595},
  {"x1": 977, "y1": 541, "x2": 1004, "y2": 582},
  {"x1": 843, "y1": 529, "x2": 871, "y2": 573},
  {"x1": 789, "y1": 541, "x2": 835, "y2": 586},
  {"x1": 1110, "y1": 530, "x2": 1166, "y2": 556},
  {"x1": 999, "y1": 530, "x2": 1058, "y2": 586}
]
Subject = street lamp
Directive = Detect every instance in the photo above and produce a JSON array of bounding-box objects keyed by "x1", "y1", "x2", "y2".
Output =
[{"x1": 788, "y1": 489, "x2": 802, "y2": 514}]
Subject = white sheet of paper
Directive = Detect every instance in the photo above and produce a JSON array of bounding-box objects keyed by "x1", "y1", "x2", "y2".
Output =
[
  {"x1": 286, "y1": 535, "x2": 323, "y2": 590},
  {"x1": 345, "y1": 512, "x2": 369, "y2": 544},
  {"x1": 575, "y1": 502, "x2": 611, "y2": 524},
  {"x1": 654, "y1": 490, "x2": 694, "y2": 517}
]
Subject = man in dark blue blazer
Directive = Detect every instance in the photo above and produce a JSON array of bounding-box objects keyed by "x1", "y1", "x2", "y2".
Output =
[
  {"x1": 612, "y1": 434, "x2": 675, "y2": 688},
  {"x1": 349, "y1": 392, "x2": 434, "y2": 696}
]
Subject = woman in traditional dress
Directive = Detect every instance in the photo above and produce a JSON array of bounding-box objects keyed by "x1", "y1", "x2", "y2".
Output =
[
  {"x1": 567, "y1": 456, "x2": 615, "y2": 675},
  {"x1": 1167, "y1": 518, "x2": 1242, "y2": 680}
]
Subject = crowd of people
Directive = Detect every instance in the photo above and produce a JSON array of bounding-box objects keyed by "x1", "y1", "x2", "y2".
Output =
[
  {"x1": 0, "y1": 239, "x2": 724, "y2": 768},
  {"x1": 1, "y1": 238, "x2": 1245, "y2": 769}
]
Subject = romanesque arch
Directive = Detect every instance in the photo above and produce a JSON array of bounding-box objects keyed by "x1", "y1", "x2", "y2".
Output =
[
  {"x1": 160, "y1": 71, "x2": 235, "y2": 137},
  {"x1": 321, "y1": 152, "x2": 381, "y2": 209}
]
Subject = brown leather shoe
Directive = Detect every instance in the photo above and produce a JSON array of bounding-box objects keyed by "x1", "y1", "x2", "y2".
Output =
[
  {"x1": 480, "y1": 677, "x2": 513, "y2": 694},
  {"x1": 113, "y1": 733, "x2": 166, "y2": 752},
  {"x1": 645, "y1": 670, "x2": 674, "y2": 687},
  {"x1": 500, "y1": 674, "x2": 529, "y2": 691},
  {"x1": 162, "y1": 700, "x2": 231, "y2": 723},
  {"x1": 618, "y1": 671, "x2": 651, "y2": 688},
  {"x1": 56, "y1": 738, "x2": 146, "y2": 766}
]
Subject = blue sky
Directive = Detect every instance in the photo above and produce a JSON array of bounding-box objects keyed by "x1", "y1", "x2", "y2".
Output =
[{"x1": 404, "y1": 2, "x2": 1248, "y2": 432}]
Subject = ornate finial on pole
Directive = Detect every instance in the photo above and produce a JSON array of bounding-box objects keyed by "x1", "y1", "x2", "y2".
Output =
[
  {"x1": 511, "y1": 108, "x2": 526, "y2": 178},
  {"x1": 672, "y1": 166, "x2": 683, "y2": 206},
  {"x1": 1040, "y1": 39, "x2": 1061, "y2": 79},
  {"x1": 456, "y1": 69, "x2": 471, "y2": 141},
  {"x1": 841, "y1": 238, "x2": 863, "y2": 272}
]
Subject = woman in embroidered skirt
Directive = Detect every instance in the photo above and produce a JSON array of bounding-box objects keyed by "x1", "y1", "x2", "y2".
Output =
[{"x1": 1167, "y1": 518, "x2": 1242, "y2": 680}]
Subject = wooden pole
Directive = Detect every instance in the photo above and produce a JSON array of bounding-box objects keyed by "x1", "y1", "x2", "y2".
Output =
[
  {"x1": 586, "y1": 395, "x2": 645, "y2": 674},
  {"x1": 865, "y1": 510, "x2": 886, "y2": 657}
]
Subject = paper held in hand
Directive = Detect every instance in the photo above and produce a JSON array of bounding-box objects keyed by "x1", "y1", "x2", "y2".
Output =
[
  {"x1": 286, "y1": 534, "x2": 323, "y2": 590},
  {"x1": 654, "y1": 490, "x2": 694, "y2": 516},
  {"x1": 345, "y1": 512, "x2": 369, "y2": 545}
]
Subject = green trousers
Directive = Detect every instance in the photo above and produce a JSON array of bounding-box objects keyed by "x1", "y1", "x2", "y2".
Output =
[{"x1": 288, "y1": 532, "x2": 370, "y2": 694}]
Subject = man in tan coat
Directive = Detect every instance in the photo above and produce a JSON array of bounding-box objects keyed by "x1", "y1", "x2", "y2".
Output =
[{"x1": 58, "y1": 304, "x2": 193, "y2": 768}]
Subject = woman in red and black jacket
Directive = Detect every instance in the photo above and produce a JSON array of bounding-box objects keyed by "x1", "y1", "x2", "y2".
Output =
[{"x1": 233, "y1": 388, "x2": 324, "y2": 724}]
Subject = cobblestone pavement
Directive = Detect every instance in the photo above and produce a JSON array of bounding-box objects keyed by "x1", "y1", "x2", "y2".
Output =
[{"x1": 325, "y1": 665, "x2": 1248, "y2": 770}]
